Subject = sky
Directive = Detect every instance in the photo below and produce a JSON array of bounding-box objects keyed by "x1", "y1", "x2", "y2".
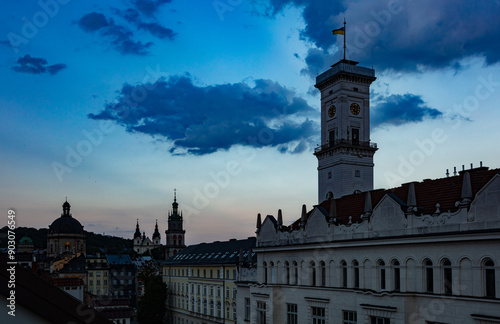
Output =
[{"x1": 1, "y1": 0, "x2": 500, "y2": 245}]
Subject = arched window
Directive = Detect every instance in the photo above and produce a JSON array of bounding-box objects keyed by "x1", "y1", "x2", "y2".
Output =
[
  {"x1": 425, "y1": 259, "x2": 433, "y2": 293},
  {"x1": 270, "y1": 262, "x2": 276, "y2": 284},
  {"x1": 285, "y1": 261, "x2": 290, "y2": 285},
  {"x1": 210, "y1": 299, "x2": 214, "y2": 316},
  {"x1": 392, "y1": 260, "x2": 400, "y2": 291},
  {"x1": 442, "y1": 259, "x2": 452, "y2": 295},
  {"x1": 320, "y1": 261, "x2": 326, "y2": 287},
  {"x1": 310, "y1": 261, "x2": 316, "y2": 286},
  {"x1": 378, "y1": 260, "x2": 386, "y2": 290},
  {"x1": 293, "y1": 261, "x2": 298, "y2": 285},
  {"x1": 203, "y1": 299, "x2": 207, "y2": 315},
  {"x1": 217, "y1": 300, "x2": 222, "y2": 318},
  {"x1": 341, "y1": 261, "x2": 348, "y2": 288},
  {"x1": 191, "y1": 297, "x2": 195, "y2": 312},
  {"x1": 263, "y1": 262, "x2": 268, "y2": 284},
  {"x1": 197, "y1": 298, "x2": 201, "y2": 313},
  {"x1": 352, "y1": 260, "x2": 359, "y2": 289},
  {"x1": 484, "y1": 259, "x2": 496, "y2": 298}
]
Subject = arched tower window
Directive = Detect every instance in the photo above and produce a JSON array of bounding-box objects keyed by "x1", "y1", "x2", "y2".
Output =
[
  {"x1": 442, "y1": 259, "x2": 452, "y2": 295},
  {"x1": 424, "y1": 259, "x2": 433, "y2": 293},
  {"x1": 341, "y1": 261, "x2": 348, "y2": 288},
  {"x1": 484, "y1": 259, "x2": 496, "y2": 298},
  {"x1": 392, "y1": 260, "x2": 401, "y2": 291},
  {"x1": 352, "y1": 260, "x2": 359, "y2": 289},
  {"x1": 378, "y1": 260, "x2": 386, "y2": 290}
]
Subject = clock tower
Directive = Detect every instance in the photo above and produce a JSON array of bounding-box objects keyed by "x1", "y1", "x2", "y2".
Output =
[{"x1": 314, "y1": 59, "x2": 378, "y2": 202}]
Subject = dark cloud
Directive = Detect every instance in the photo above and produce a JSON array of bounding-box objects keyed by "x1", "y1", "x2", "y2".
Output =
[
  {"x1": 132, "y1": 0, "x2": 172, "y2": 16},
  {"x1": 78, "y1": 12, "x2": 109, "y2": 32},
  {"x1": 265, "y1": 0, "x2": 500, "y2": 73},
  {"x1": 122, "y1": 8, "x2": 175, "y2": 40},
  {"x1": 371, "y1": 93, "x2": 443, "y2": 128},
  {"x1": 78, "y1": 12, "x2": 152, "y2": 55},
  {"x1": 12, "y1": 54, "x2": 67, "y2": 75},
  {"x1": 88, "y1": 76, "x2": 317, "y2": 155}
]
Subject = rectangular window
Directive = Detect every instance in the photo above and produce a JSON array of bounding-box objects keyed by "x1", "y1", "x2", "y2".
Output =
[
  {"x1": 233, "y1": 270, "x2": 236, "y2": 279},
  {"x1": 329, "y1": 130, "x2": 335, "y2": 146},
  {"x1": 226, "y1": 287, "x2": 230, "y2": 298},
  {"x1": 245, "y1": 298, "x2": 251, "y2": 321},
  {"x1": 287, "y1": 303, "x2": 298, "y2": 324},
  {"x1": 352, "y1": 128, "x2": 359, "y2": 145},
  {"x1": 217, "y1": 270, "x2": 220, "y2": 278},
  {"x1": 371, "y1": 316, "x2": 390, "y2": 324},
  {"x1": 217, "y1": 287, "x2": 221, "y2": 297},
  {"x1": 210, "y1": 269, "x2": 213, "y2": 278},
  {"x1": 256, "y1": 301, "x2": 266, "y2": 324},
  {"x1": 210, "y1": 286, "x2": 214, "y2": 297},
  {"x1": 232, "y1": 288, "x2": 237, "y2": 298},
  {"x1": 343, "y1": 310, "x2": 357, "y2": 324},
  {"x1": 312, "y1": 307, "x2": 326, "y2": 324}
]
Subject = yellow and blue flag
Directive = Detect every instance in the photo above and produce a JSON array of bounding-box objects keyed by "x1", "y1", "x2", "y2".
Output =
[{"x1": 332, "y1": 27, "x2": 345, "y2": 35}]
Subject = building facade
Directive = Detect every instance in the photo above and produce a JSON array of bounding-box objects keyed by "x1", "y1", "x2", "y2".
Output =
[
  {"x1": 86, "y1": 253, "x2": 110, "y2": 296},
  {"x1": 47, "y1": 200, "x2": 86, "y2": 258},
  {"x1": 237, "y1": 59, "x2": 500, "y2": 324},
  {"x1": 162, "y1": 238, "x2": 256, "y2": 324}
]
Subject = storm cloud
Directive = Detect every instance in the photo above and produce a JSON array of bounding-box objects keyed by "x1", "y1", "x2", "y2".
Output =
[
  {"x1": 371, "y1": 93, "x2": 443, "y2": 128},
  {"x1": 265, "y1": 0, "x2": 500, "y2": 73},
  {"x1": 88, "y1": 76, "x2": 318, "y2": 155},
  {"x1": 12, "y1": 54, "x2": 67, "y2": 75}
]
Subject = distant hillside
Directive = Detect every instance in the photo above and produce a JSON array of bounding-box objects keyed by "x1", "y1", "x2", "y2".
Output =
[{"x1": 0, "y1": 226, "x2": 133, "y2": 254}]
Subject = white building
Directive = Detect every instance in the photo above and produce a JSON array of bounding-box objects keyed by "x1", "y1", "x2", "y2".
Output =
[{"x1": 237, "y1": 59, "x2": 500, "y2": 324}]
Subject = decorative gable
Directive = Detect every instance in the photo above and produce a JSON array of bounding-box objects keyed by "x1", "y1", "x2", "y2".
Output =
[
  {"x1": 370, "y1": 194, "x2": 406, "y2": 234},
  {"x1": 305, "y1": 208, "x2": 329, "y2": 240}
]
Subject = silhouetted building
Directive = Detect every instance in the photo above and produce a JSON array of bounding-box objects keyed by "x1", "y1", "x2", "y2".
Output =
[{"x1": 47, "y1": 200, "x2": 86, "y2": 258}]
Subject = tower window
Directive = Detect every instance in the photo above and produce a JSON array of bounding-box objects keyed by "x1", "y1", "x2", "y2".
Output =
[
  {"x1": 352, "y1": 128, "x2": 359, "y2": 145},
  {"x1": 326, "y1": 191, "x2": 333, "y2": 200},
  {"x1": 329, "y1": 90, "x2": 333, "y2": 95},
  {"x1": 329, "y1": 130, "x2": 335, "y2": 146},
  {"x1": 328, "y1": 172, "x2": 332, "y2": 179},
  {"x1": 354, "y1": 170, "x2": 360, "y2": 178},
  {"x1": 353, "y1": 87, "x2": 358, "y2": 92}
]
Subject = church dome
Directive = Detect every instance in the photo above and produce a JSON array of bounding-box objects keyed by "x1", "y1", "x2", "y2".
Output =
[
  {"x1": 49, "y1": 200, "x2": 84, "y2": 235},
  {"x1": 19, "y1": 236, "x2": 33, "y2": 245},
  {"x1": 49, "y1": 216, "x2": 84, "y2": 234}
]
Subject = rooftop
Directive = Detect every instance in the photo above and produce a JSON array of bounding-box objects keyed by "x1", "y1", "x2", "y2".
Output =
[{"x1": 163, "y1": 237, "x2": 256, "y2": 265}]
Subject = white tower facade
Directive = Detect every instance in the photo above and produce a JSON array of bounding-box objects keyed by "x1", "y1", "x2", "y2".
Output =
[{"x1": 314, "y1": 59, "x2": 378, "y2": 202}]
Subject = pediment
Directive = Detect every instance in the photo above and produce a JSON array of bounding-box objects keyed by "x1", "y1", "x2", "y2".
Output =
[{"x1": 370, "y1": 194, "x2": 407, "y2": 232}]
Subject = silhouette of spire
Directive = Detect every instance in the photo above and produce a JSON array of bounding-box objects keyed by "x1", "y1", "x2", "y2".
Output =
[
  {"x1": 153, "y1": 219, "x2": 161, "y2": 239},
  {"x1": 134, "y1": 219, "x2": 141, "y2": 238}
]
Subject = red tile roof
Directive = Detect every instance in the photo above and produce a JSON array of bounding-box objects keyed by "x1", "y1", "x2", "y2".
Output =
[{"x1": 289, "y1": 167, "x2": 499, "y2": 228}]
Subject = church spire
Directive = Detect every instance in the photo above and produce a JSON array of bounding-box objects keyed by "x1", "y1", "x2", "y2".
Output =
[
  {"x1": 134, "y1": 219, "x2": 141, "y2": 238},
  {"x1": 153, "y1": 219, "x2": 161, "y2": 239}
]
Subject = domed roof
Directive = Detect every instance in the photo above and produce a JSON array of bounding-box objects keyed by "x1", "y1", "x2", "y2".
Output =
[
  {"x1": 49, "y1": 216, "x2": 84, "y2": 234},
  {"x1": 19, "y1": 236, "x2": 33, "y2": 245},
  {"x1": 49, "y1": 200, "x2": 84, "y2": 235}
]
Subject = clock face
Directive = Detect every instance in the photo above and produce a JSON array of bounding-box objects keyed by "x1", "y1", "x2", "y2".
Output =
[
  {"x1": 350, "y1": 103, "x2": 361, "y2": 115},
  {"x1": 328, "y1": 105, "x2": 336, "y2": 118}
]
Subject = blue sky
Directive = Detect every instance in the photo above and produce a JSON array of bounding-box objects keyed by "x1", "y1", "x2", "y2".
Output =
[{"x1": 1, "y1": 0, "x2": 500, "y2": 244}]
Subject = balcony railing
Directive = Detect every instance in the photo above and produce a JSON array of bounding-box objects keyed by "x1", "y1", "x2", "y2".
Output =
[{"x1": 314, "y1": 139, "x2": 377, "y2": 153}]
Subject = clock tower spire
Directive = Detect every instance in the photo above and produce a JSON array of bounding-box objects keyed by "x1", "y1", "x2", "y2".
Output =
[{"x1": 314, "y1": 59, "x2": 378, "y2": 202}]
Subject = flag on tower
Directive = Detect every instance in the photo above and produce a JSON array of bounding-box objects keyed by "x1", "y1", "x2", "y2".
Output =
[{"x1": 332, "y1": 27, "x2": 345, "y2": 35}]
